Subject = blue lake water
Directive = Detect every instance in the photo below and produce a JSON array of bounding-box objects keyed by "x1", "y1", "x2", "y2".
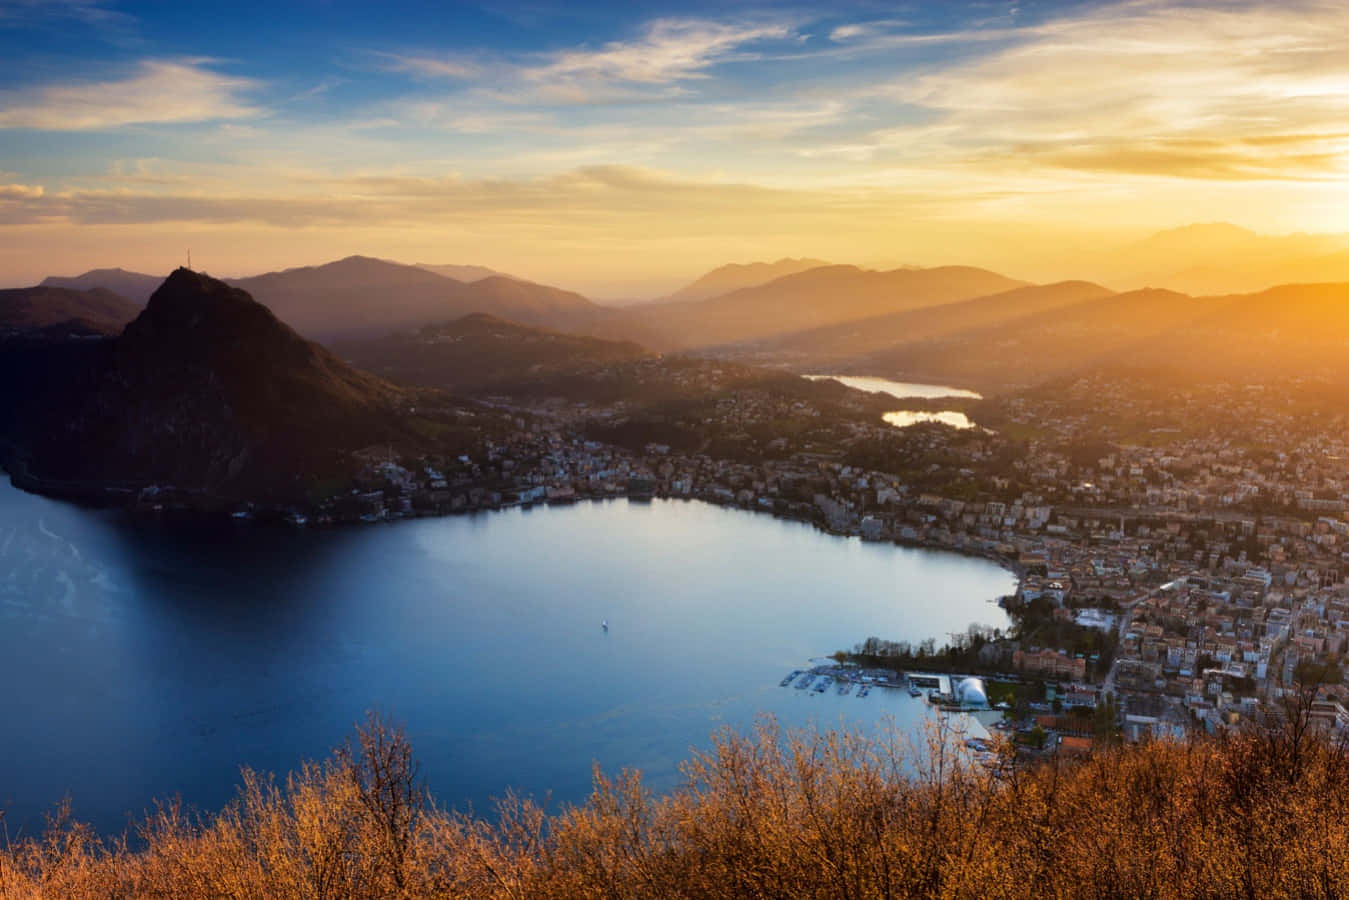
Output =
[{"x1": 0, "y1": 477, "x2": 1013, "y2": 835}]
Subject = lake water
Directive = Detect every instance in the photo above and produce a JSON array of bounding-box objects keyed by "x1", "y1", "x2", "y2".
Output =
[
  {"x1": 806, "y1": 375, "x2": 982, "y2": 430},
  {"x1": 883, "y1": 411, "x2": 977, "y2": 430},
  {"x1": 0, "y1": 477, "x2": 1014, "y2": 835},
  {"x1": 805, "y1": 375, "x2": 982, "y2": 401}
]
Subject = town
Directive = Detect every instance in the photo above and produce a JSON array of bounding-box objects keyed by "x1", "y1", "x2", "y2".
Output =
[{"x1": 157, "y1": 360, "x2": 1345, "y2": 757}]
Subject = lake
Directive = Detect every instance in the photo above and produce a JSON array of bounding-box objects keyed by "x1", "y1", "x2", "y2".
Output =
[
  {"x1": 807, "y1": 375, "x2": 982, "y2": 430},
  {"x1": 0, "y1": 477, "x2": 1014, "y2": 835},
  {"x1": 883, "y1": 411, "x2": 977, "y2": 430},
  {"x1": 805, "y1": 375, "x2": 982, "y2": 401}
]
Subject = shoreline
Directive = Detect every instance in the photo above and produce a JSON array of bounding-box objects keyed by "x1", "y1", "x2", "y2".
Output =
[{"x1": 0, "y1": 450, "x2": 1025, "y2": 596}]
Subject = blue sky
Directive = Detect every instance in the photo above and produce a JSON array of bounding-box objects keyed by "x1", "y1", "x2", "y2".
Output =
[{"x1": 2, "y1": 0, "x2": 1349, "y2": 294}]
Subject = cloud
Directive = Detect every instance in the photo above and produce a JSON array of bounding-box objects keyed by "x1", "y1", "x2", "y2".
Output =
[
  {"x1": 502, "y1": 17, "x2": 793, "y2": 103},
  {"x1": 0, "y1": 0, "x2": 132, "y2": 30},
  {"x1": 0, "y1": 60, "x2": 261, "y2": 131},
  {"x1": 0, "y1": 184, "x2": 43, "y2": 199},
  {"x1": 375, "y1": 53, "x2": 480, "y2": 80},
  {"x1": 373, "y1": 18, "x2": 794, "y2": 107},
  {"x1": 873, "y1": 0, "x2": 1349, "y2": 182},
  {"x1": 0, "y1": 165, "x2": 940, "y2": 229},
  {"x1": 829, "y1": 24, "x2": 867, "y2": 41}
]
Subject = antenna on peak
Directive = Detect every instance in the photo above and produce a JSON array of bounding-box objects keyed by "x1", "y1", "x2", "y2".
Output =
[{"x1": 187, "y1": 248, "x2": 192, "y2": 270}]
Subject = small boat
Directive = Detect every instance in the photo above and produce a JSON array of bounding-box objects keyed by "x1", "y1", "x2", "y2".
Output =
[
  {"x1": 856, "y1": 685, "x2": 871, "y2": 698},
  {"x1": 601, "y1": 620, "x2": 608, "y2": 631},
  {"x1": 780, "y1": 670, "x2": 802, "y2": 687},
  {"x1": 836, "y1": 680, "x2": 851, "y2": 696},
  {"x1": 908, "y1": 686, "x2": 923, "y2": 697},
  {"x1": 795, "y1": 675, "x2": 815, "y2": 690},
  {"x1": 813, "y1": 676, "x2": 832, "y2": 693}
]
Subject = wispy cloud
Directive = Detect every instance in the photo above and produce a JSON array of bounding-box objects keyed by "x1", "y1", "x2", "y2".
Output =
[
  {"x1": 396, "y1": 17, "x2": 796, "y2": 107},
  {"x1": 0, "y1": 164, "x2": 932, "y2": 229},
  {"x1": 374, "y1": 52, "x2": 481, "y2": 80},
  {"x1": 870, "y1": 0, "x2": 1349, "y2": 182},
  {"x1": 0, "y1": 0, "x2": 131, "y2": 30},
  {"x1": 0, "y1": 183, "x2": 43, "y2": 199},
  {"x1": 0, "y1": 60, "x2": 261, "y2": 131},
  {"x1": 528, "y1": 18, "x2": 792, "y2": 86}
]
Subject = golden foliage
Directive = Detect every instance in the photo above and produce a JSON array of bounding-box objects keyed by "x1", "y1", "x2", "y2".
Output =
[{"x1": 3, "y1": 711, "x2": 1349, "y2": 898}]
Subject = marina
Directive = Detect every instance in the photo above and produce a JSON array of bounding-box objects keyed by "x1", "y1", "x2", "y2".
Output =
[{"x1": 777, "y1": 665, "x2": 994, "y2": 711}]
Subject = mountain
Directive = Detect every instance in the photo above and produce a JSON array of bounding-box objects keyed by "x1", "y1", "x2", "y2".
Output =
[
  {"x1": 40, "y1": 268, "x2": 163, "y2": 305},
  {"x1": 1131, "y1": 281, "x2": 1349, "y2": 376},
  {"x1": 0, "y1": 286, "x2": 140, "y2": 336},
  {"x1": 19, "y1": 269, "x2": 416, "y2": 497},
  {"x1": 416, "y1": 263, "x2": 515, "y2": 282},
  {"x1": 634, "y1": 265, "x2": 1028, "y2": 350},
  {"x1": 754, "y1": 280, "x2": 1115, "y2": 366},
  {"x1": 864, "y1": 287, "x2": 1209, "y2": 390},
  {"x1": 228, "y1": 256, "x2": 610, "y2": 343},
  {"x1": 661, "y1": 258, "x2": 831, "y2": 304},
  {"x1": 336, "y1": 313, "x2": 649, "y2": 393},
  {"x1": 1091, "y1": 223, "x2": 1349, "y2": 295}
]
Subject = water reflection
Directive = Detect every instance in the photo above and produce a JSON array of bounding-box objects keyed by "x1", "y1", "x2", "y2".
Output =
[
  {"x1": 805, "y1": 375, "x2": 982, "y2": 401},
  {"x1": 883, "y1": 411, "x2": 977, "y2": 430}
]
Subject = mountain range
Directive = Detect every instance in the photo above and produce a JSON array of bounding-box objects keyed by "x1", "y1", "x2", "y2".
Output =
[
  {"x1": 40, "y1": 268, "x2": 166, "y2": 305},
  {"x1": 415, "y1": 263, "x2": 516, "y2": 283},
  {"x1": 20, "y1": 223, "x2": 1349, "y2": 398},
  {"x1": 226, "y1": 256, "x2": 614, "y2": 343},
  {"x1": 628, "y1": 264, "x2": 1028, "y2": 350},
  {"x1": 656, "y1": 258, "x2": 831, "y2": 304}
]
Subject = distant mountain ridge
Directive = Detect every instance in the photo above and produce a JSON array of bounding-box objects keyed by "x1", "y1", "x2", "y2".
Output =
[
  {"x1": 336, "y1": 312, "x2": 649, "y2": 393},
  {"x1": 40, "y1": 268, "x2": 163, "y2": 305},
  {"x1": 756, "y1": 280, "x2": 1115, "y2": 365},
  {"x1": 0, "y1": 286, "x2": 141, "y2": 336},
  {"x1": 1092, "y1": 222, "x2": 1349, "y2": 295},
  {"x1": 661, "y1": 258, "x2": 832, "y2": 304},
  {"x1": 227, "y1": 255, "x2": 611, "y2": 343},
  {"x1": 416, "y1": 263, "x2": 516, "y2": 283},
  {"x1": 632, "y1": 264, "x2": 1028, "y2": 349}
]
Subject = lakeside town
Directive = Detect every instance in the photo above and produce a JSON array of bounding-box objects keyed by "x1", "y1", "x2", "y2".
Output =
[{"x1": 93, "y1": 362, "x2": 1349, "y2": 759}]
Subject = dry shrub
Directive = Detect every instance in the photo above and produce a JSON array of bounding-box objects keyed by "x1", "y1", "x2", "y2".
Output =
[{"x1": 3, "y1": 710, "x2": 1349, "y2": 898}]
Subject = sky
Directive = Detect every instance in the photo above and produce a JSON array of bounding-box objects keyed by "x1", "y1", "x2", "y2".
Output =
[{"x1": 3, "y1": 0, "x2": 1349, "y2": 296}]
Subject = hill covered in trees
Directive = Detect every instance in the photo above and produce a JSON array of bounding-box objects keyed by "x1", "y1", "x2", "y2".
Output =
[{"x1": 3, "y1": 708, "x2": 1347, "y2": 898}]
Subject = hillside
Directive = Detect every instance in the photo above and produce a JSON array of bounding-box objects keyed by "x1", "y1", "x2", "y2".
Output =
[
  {"x1": 39, "y1": 267, "x2": 164, "y2": 304},
  {"x1": 336, "y1": 312, "x2": 649, "y2": 392},
  {"x1": 415, "y1": 262, "x2": 514, "y2": 282},
  {"x1": 16, "y1": 269, "x2": 422, "y2": 498},
  {"x1": 0, "y1": 285, "x2": 141, "y2": 336},
  {"x1": 635, "y1": 264, "x2": 1028, "y2": 349},
  {"x1": 756, "y1": 280, "x2": 1115, "y2": 366},
  {"x1": 864, "y1": 287, "x2": 1207, "y2": 390},
  {"x1": 660, "y1": 257, "x2": 832, "y2": 303},
  {"x1": 229, "y1": 256, "x2": 611, "y2": 343},
  {"x1": 2, "y1": 714, "x2": 1346, "y2": 898}
]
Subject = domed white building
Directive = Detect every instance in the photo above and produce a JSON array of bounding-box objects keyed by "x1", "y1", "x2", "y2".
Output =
[{"x1": 954, "y1": 677, "x2": 989, "y2": 709}]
